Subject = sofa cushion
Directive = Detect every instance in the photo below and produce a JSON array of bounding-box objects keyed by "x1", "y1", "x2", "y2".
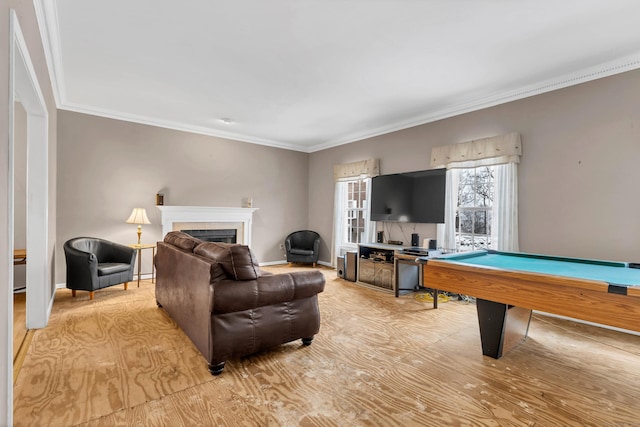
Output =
[
  {"x1": 194, "y1": 242, "x2": 260, "y2": 280},
  {"x1": 164, "y1": 231, "x2": 201, "y2": 252}
]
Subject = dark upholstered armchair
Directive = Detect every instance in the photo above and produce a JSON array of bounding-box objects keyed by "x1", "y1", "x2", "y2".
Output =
[
  {"x1": 285, "y1": 230, "x2": 321, "y2": 266},
  {"x1": 64, "y1": 237, "x2": 136, "y2": 300}
]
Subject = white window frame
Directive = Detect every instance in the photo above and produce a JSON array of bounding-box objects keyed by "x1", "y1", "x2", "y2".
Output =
[
  {"x1": 332, "y1": 159, "x2": 379, "y2": 266},
  {"x1": 338, "y1": 177, "x2": 372, "y2": 254},
  {"x1": 455, "y1": 166, "x2": 495, "y2": 252}
]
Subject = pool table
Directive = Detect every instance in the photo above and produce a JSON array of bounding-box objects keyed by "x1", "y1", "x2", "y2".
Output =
[{"x1": 422, "y1": 250, "x2": 640, "y2": 358}]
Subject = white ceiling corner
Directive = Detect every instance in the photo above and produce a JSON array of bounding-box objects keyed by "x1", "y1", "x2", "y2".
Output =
[{"x1": 35, "y1": 0, "x2": 640, "y2": 153}]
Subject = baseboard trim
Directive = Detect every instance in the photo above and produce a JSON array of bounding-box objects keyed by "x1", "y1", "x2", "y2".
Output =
[
  {"x1": 259, "y1": 260, "x2": 334, "y2": 268},
  {"x1": 259, "y1": 260, "x2": 288, "y2": 266},
  {"x1": 14, "y1": 329, "x2": 35, "y2": 385},
  {"x1": 56, "y1": 274, "x2": 155, "y2": 290}
]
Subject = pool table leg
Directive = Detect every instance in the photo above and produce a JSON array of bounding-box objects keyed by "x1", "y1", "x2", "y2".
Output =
[{"x1": 476, "y1": 299, "x2": 532, "y2": 359}]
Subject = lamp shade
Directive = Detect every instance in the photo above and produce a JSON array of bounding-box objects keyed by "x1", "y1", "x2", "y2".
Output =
[{"x1": 126, "y1": 208, "x2": 151, "y2": 225}]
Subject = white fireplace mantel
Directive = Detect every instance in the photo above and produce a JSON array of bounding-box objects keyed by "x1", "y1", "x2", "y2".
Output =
[{"x1": 157, "y1": 206, "x2": 258, "y2": 246}]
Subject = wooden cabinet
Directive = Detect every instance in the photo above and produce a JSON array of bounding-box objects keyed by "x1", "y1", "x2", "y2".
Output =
[
  {"x1": 358, "y1": 258, "x2": 393, "y2": 290},
  {"x1": 358, "y1": 258, "x2": 376, "y2": 283},
  {"x1": 357, "y1": 244, "x2": 395, "y2": 292}
]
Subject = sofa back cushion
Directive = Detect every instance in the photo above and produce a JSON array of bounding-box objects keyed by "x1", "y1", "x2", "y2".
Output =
[
  {"x1": 164, "y1": 231, "x2": 201, "y2": 252},
  {"x1": 194, "y1": 242, "x2": 260, "y2": 280}
]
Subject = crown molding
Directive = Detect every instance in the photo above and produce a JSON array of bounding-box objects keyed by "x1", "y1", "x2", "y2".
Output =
[
  {"x1": 33, "y1": 2, "x2": 640, "y2": 154},
  {"x1": 59, "y1": 102, "x2": 309, "y2": 152},
  {"x1": 62, "y1": 54, "x2": 640, "y2": 154},
  {"x1": 307, "y1": 53, "x2": 640, "y2": 153},
  {"x1": 33, "y1": 0, "x2": 64, "y2": 106}
]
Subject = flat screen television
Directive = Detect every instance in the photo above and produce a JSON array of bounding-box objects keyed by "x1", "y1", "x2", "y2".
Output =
[{"x1": 370, "y1": 168, "x2": 446, "y2": 223}]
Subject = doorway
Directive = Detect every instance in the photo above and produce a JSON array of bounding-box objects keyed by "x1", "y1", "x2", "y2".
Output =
[
  {"x1": 4, "y1": 9, "x2": 52, "y2": 425},
  {"x1": 12, "y1": 99, "x2": 27, "y2": 366}
]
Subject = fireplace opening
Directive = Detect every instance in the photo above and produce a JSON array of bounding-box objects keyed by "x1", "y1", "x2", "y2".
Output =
[{"x1": 182, "y1": 229, "x2": 237, "y2": 244}]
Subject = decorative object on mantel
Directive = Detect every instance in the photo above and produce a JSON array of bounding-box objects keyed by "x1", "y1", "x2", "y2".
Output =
[
  {"x1": 156, "y1": 192, "x2": 164, "y2": 206},
  {"x1": 126, "y1": 208, "x2": 151, "y2": 245},
  {"x1": 243, "y1": 197, "x2": 253, "y2": 208}
]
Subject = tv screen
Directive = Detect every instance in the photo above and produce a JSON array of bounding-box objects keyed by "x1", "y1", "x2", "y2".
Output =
[{"x1": 370, "y1": 168, "x2": 446, "y2": 223}]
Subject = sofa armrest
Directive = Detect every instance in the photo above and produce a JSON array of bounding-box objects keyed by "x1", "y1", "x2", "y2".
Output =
[
  {"x1": 213, "y1": 270, "x2": 325, "y2": 314},
  {"x1": 64, "y1": 245, "x2": 99, "y2": 288},
  {"x1": 290, "y1": 270, "x2": 325, "y2": 299},
  {"x1": 155, "y1": 242, "x2": 221, "y2": 358}
]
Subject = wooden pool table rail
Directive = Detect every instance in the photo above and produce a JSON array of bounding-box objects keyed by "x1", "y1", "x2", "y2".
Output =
[{"x1": 423, "y1": 259, "x2": 640, "y2": 334}]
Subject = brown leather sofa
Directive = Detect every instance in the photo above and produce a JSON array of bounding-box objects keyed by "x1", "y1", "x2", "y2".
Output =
[{"x1": 155, "y1": 231, "x2": 325, "y2": 375}]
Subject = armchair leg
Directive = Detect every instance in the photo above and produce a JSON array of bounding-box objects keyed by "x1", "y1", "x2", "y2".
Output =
[
  {"x1": 208, "y1": 362, "x2": 225, "y2": 376},
  {"x1": 89, "y1": 291, "x2": 95, "y2": 300},
  {"x1": 72, "y1": 290, "x2": 76, "y2": 298},
  {"x1": 124, "y1": 282, "x2": 129, "y2": 291},
  {"x1": 313, "y1": 263, "x2": 317, "y2": 267},
  {"x1": 302, "y1": 337, "x2": 314, "y2": 345}
]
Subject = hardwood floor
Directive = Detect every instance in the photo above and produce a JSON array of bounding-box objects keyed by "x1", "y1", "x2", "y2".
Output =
[
  {"x1": 13, "y1": 266, "x2": 640, "y2": 426},
  {"x1": 12, "y1": 291, "x2": 35, "y2": 386},
  {"x1": 13, "y1": 292, "x2": 27, "y2": 363}
]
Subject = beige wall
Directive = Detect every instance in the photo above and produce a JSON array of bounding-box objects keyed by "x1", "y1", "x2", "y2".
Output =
[
  {"x1": 58, "y1": 68, "x2": 640, "y2": 275},
  {"x1": 56, "y1": 111, "x2": 310, "y2": 282},
  {"x1": 309, "y1": 69, "x2": 640, "y2": 263}
]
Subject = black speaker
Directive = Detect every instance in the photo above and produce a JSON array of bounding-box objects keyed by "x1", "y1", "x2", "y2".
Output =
[
  {"x1": 345, "y1": 251, "x2": 357, "y2": 281},
  {"x1": 377, "y1": 231, "x2": 384, "y2": 243},
  {"x1": 337, "y1": 255, "x2": 345, "y2": 279},
  {"x1": 428, "y1": 239, "x2": 437, "y2": 250},
  {"x1": 411, "y1": 233, "x2": 419, "y2": 247}
]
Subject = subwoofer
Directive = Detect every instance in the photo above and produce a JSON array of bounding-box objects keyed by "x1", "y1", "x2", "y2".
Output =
[{"x1": 337, "y1": 255, "x2": 345, "y2": 279}]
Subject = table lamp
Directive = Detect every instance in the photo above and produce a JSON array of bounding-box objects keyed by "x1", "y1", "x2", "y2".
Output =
[{"x1": 126, "y1": 208, "x2": 151, "y2": 245}]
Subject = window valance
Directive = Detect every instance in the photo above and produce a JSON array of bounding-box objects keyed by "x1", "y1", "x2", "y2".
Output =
[
  {"x1": 430, "y1": 132, "x2": 522, "y2": 169},
  {"x1": 333, "y1": 159, "x2": 379, "y2": 182}
]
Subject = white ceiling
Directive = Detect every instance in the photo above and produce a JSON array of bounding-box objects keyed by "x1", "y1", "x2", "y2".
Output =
[{"x1": 35, "y1": 0, "x2": 640, "y2": 152}]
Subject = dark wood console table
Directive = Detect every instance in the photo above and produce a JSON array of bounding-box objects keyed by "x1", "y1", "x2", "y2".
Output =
[{"x1": 14, "y1": 249, "x2": 27, "y2": 265}]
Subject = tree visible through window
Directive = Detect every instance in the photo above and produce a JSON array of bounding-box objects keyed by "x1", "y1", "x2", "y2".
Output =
[
  {"x1": 345, "y1": 179, "x2": 368, "y2": 245},
  {"x1": 456, "y1": 167, "x2": 494, "y2": 252}
]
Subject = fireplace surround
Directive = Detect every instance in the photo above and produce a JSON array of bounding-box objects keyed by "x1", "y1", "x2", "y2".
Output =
[{"x1": 157, "y1": 206, "x2": 258, "y2": 246}]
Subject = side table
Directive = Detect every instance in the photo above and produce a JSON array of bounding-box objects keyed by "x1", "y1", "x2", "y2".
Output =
[
  {"x1": 129, "y1": 244, "x2": 156, "y2": 287},
  {"x1": 14, "y1": 248, "x2": 27, "y2": 265}
]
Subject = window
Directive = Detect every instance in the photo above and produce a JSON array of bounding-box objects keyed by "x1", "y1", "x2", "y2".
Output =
[
  {"x1": 332, "y1": 159, "x2": 379, "y2": 265},
  {"x1": 343, "y1": 178, "x2": 369, "y2": 246},
  {"x1": 432, "y1": 133, "x2": 520, "y2": 252},
  {"x1": 455, "y1": 166, "x2": 495, "y2": 252}
]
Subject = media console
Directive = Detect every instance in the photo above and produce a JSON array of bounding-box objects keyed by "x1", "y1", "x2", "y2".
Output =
[
  {"x1": 357, "y1": 243, "x2": 396, "y2": 292},
  {"x1": 357, "y1": 243, "x2": 439, "y2": 297}
]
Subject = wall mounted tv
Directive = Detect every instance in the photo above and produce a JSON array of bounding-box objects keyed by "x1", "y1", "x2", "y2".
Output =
[{"x1": 370, "y1": 168, "x2": 446, "y2": 223}]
